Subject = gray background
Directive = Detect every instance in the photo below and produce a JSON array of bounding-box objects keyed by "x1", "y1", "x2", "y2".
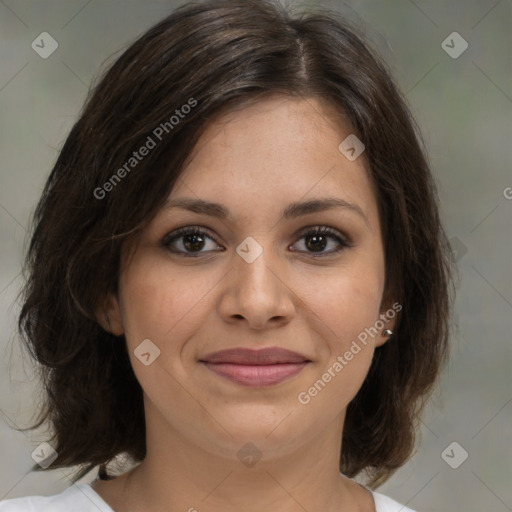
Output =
[{"x1": 1, "y1": 1, "x2": 511, "y2": 510}]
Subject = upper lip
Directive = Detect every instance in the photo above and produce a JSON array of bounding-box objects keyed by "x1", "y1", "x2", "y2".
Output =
[{"x1": 200, "y1": 347, "x2": 310, "y2": 365}]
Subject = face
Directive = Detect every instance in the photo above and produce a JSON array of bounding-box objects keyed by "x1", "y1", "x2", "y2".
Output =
[{"x1": 106, "y1": 96, "x2": 394, "y2": 461}]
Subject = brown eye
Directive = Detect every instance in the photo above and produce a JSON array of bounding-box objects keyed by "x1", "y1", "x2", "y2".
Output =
[
  {"x1": 291, "y1": 226, "x2": 350, "y2": 256},
  {"x1": 182, "y1": 233, "x2": 206, "y2": 252},
  {"x1": 304, "y1": 233, "x2": 328, "y2": 252},
  {"x1": 162, "y1": 227, "x2": 223, "y2": 256}
]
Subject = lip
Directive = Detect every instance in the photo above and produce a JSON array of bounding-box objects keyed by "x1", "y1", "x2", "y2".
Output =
[
  {"x1": 199, "y1": 347, "x2": 311, "y2": 387},
  {"x1": 200, "y1": 347, "x2": 310, "y2": 365},
  {"x1": 201, "y1": 362, "x2": 309, "y2": 387}
]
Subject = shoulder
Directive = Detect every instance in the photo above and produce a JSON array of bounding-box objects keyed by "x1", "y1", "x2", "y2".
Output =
[
  {"x1": 371, "y1": 490, "x2": 417, "y2": 512},
  {"x1": 0, "y1": 484, "x2": 113, "y2": 512}
]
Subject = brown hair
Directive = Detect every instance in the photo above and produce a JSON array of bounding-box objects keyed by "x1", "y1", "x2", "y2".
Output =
[{"x1": 17, "y1": 0, "x2": 454, "y2": 487}]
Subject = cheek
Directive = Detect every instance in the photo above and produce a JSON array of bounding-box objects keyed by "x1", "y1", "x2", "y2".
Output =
[
  {"x1": 118, "y1": 256, "x2": 193, "y2": 346},
  {"x1": 117, "y1": 256, "x2": 212, "y2": 397},
  {"x1": 296, "y1": 278, "x2": 382, "y2": 414},
  {"x1": 118, "y1": 254, "x2": 225, "y2": 361},
  {"x1": 297, "y1": 256, "x2": 384, "y2": 400},
  {"x1": 324, "y1": 278, "x2": 381, "y2": 368},
  {"x1": 303, "y1": 261, "x2": 384, "y2": 340}
]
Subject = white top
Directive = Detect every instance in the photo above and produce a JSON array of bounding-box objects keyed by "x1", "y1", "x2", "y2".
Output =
[{"x1": 0, "y1": 483, "x2": 416, "y2": 511}]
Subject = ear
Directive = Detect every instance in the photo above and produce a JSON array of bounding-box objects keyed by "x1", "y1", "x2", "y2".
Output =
[
  {"x1": 374, "y1": 299, "x2": 401, "y2": 347},
  {"x1": 97, "y1": 292, "x2": 124, "y2": 336}
]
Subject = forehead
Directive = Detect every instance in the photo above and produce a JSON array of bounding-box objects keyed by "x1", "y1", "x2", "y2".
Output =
[{"x1": 170, "y1": 96, "x2": 379, "y2": 227}]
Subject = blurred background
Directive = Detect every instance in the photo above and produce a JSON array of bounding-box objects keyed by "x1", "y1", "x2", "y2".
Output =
[{"x1": 0, "y1": 1, "x2": 511, "y2": 510}]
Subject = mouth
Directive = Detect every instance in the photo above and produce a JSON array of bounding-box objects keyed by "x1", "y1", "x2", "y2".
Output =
[{"x1": 199, "y1": 347, "x2": 311, "y2": 387}]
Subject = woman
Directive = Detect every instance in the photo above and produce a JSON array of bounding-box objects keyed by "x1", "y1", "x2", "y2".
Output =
[{"x1": 0, "y1": 0, "x2": 453, "y2": 510}]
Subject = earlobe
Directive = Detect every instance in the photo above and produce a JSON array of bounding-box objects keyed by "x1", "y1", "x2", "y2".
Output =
[
  {"x1": 375, "y1": 327, "x2": 394, "y2": 347},
  {"x1": 97, "y1": 293, "x2": 124, "y2": 336},
  {"x1": 375, "y1": 299, "x2": 400, "y2": 347}
]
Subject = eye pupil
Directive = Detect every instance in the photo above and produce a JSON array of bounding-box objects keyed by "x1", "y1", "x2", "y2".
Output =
[
  {"x1": 184, "y1": 234, "x2": 205, "y2": 251},
  {"x1": 306, "y1": 234, "x2": 327, "y2": 252}
]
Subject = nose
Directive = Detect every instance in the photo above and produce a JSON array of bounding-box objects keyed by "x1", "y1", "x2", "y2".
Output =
[{"x1": 217, "y1": 246, "x2": 295, "y2": 330}]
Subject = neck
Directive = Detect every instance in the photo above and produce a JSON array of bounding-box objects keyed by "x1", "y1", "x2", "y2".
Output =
[{"x1": 112, "y1": 403, "x2": 374, "y2": 512}]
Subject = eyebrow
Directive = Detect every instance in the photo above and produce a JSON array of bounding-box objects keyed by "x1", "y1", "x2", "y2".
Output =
[{"x1": 163, "y1": 197, "x2": 369, "y2": 224}]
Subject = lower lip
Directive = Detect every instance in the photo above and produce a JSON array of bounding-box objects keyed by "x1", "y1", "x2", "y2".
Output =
[{"x1": 201, "y1": 362, "x2": 309, "y2": 387}]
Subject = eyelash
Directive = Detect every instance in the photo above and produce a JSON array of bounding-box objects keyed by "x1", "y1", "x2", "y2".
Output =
[{"x1": 161, "y1": 225, "x2": 351, "y2": 258}]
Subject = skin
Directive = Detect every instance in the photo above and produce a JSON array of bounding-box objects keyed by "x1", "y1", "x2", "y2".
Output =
[{"x1": 93, "y1": 96, "x2": 396, "y2": 512}]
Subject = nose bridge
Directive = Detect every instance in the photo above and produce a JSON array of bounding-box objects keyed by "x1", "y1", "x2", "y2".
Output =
[
  {"x1": 235, "y1": 239, "x2": 280, "y2": 298},
  {"x1": 220, "y1": 236, "x2": 294, "y2": 328}
]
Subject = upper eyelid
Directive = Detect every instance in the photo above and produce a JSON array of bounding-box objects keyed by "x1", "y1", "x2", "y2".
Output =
[
  {"x1": 294, "y1": 224, "x2": 349, "y2": 240},
  {"x1": 163, "y1": 225, "x2": 220, "y2": 245}
]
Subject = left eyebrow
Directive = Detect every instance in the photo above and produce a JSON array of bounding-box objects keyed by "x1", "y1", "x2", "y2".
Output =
[
  {"x1": 282, "y1": 198, "x2": 368, "y2": 225},
  {"x1": 163, "y1": 197, "x2": 369, "y2": 225}
]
